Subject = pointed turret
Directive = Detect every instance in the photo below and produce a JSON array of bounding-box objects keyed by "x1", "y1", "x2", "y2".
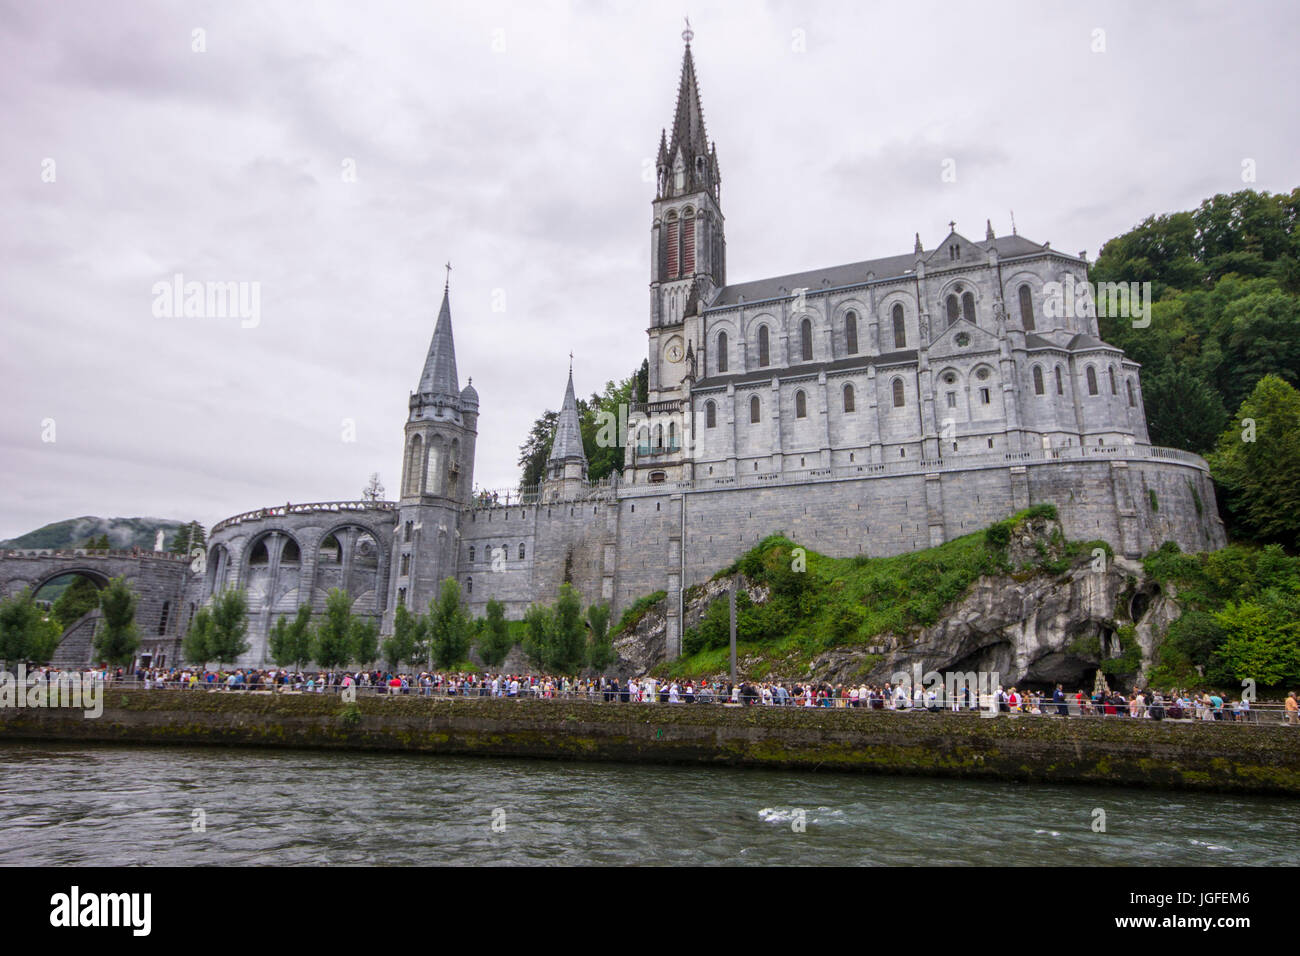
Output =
[
  {"x1": 914, "y1": 232, "x2": 923, "y2": 255},
  {"x1": 986, "y1": 219, "x2": 995, "y2": 241},
  {"x1": 544, "y1": 365, "x2": 589, "y2": 501},
  {"x1": 548, "y1": 368, "x2": 587, "y2": 473},
  {"x1": 416, "y1": 287, "x2": 459, "y2": 401}
]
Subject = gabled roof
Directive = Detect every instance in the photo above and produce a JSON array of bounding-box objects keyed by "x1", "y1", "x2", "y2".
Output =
[
  {"x1": 416, "y1": 288, "x2": 459, "y2": 399},
  {"x1": 707, "y1": 234, "x2": 1056, "y2": 309}
]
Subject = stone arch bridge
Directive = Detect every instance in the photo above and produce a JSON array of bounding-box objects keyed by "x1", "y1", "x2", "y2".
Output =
[{"x1": 0, "y1": 549, "x2": 196, "y2": 667}]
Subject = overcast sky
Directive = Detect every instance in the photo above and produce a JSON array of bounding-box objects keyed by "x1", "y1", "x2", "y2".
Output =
[{"x1": 2, "y1": 0, "x2": 1297, "y2": 541}]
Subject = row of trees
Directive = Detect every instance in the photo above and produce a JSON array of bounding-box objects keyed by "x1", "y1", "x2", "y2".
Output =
[
  {"x1": 521, "y1": 583, "x2": 613, "y2": 673},
  {"x1": 0, "y1": 576, "x2": 142, "y2": 667}
]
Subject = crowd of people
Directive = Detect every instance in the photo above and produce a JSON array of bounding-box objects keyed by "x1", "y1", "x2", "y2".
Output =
[{"x1": 19, "y1": 664, "x2": 1294, "y2": 723}]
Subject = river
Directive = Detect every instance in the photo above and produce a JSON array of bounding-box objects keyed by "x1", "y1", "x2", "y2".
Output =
[{"x1": 0, "y1": 742, "x2": 1293, "y2": 865}]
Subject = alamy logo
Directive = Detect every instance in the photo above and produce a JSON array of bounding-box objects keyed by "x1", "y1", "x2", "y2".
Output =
[
  {"x1": 151, "y1": 272, "x2": 261, "y2": 328},
  {"x1": 49, "y1": 886, "x2": 151, "y2": 936},
  {"x1": 0, "y1": 665, "x2": 102, "y2": 718},
  {"x1": 1042, "y1": 278, "x2": 1152, "y2": 329}
]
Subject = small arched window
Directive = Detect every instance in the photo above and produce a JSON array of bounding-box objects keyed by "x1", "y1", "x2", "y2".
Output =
[
  {"x1": 1108, "y1": 366, "x2": 1117, "y2": 395},
  {"x1": 705, "y1": 400, "x2": 716, "y2": 428},
  {"x1": 717, "y1": 331, "x2": 728, "y2": 373},
  {"x1": 654, "y1": 424, "x2": 664, "y2": 449},
  {"x1": 892, "y1": 303, "x2": 906, "y2": 349},
  {"x1": 800, "y1": 318, "x2": 813, "y2": 361},
  {"x1": 962, "y1": 291, "x2": 976, "y2": 324},
  {"x1": 1033, "y1": 366, "x2": 1045, "y2": 395},
  {"x1": 668, "y1": 420, "x2": 677, "y2": 449},
  {"x1": 466, "y1": 577, "x2": 473, "y2": 595},
  {"x1": 1086, "y1": 366, "x2": 1099, "y2": 396},
  {"x1": 946, "y1": 295, "x2": 960, "y2": 328},
  {"x1": 758, "y1": 326, "x2": 770, "y2": 367},
  {"x1": 843, "y1": 383, "x2": 855, "y2": 413},
  {"x1": 1127, "y1": 379, "x2": 1136, "y2": 407},
  {"x1": 845, "y1": 311, "x2": 858, "y2": 354},
  {"x1": 1055, "y1": 366, "x2": 1064, "y2": 395},
  {"x1": 1018, "y1": 284, "x2": 1036, "y2": 331},
  {"x1": 518, "y1": 543, "x2": 526, "y2": 560},
  {"x1": 750, "y1": 395, "x2": 761, "y2": 423},
  {"x1": 892, "y1": 378, "x2": 905, "y2": 407},
  {"x1": 795, "y1": 390, "x2": 807, "y2": 418},
  {"x1": 468, "y1": 546, "x2": 475, "y2": 563}
]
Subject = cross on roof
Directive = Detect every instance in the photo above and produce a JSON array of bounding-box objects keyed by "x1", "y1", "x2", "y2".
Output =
[
  {"x1": 682, "y1": 17, "x2": 693, "y2": 44},
  {"x1": 948, "y1": 220, "x2": 956, "y2": 233},
  {"x1": 444, "y1": 261, "x2": 451, "y2": 291}
]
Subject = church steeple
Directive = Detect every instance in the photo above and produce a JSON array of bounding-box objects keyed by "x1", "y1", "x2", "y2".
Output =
[
  {"x1": 659, "y1": 31, "x2": 719, "y2": 201},
  {"x1": 543, "y1": 363, "x2": 589, "y2": 501},
  {"x1": 415, "y1": 285, "x2": 459, "y2": 404}
]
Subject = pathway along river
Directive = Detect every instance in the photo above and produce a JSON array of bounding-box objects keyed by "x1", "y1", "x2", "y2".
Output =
[{"x1": 0, "y1": 742, "x2": 1294, "y2": 865}]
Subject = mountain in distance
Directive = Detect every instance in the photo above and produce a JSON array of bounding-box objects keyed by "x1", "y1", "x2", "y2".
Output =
[{"x1": 1, "y1": 516, "x2": 189, "y2": 551}]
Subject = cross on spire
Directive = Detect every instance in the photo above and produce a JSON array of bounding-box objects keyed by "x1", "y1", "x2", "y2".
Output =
[
  {"x1": 569, "y1": 350, "x2": 574, "y2": 374},
  {"x1": 444, "y1": 261, "x2": 452, "y2": 292},
  {"x1": 682, "y1": 16, "x2": 693, "y2": 44}
]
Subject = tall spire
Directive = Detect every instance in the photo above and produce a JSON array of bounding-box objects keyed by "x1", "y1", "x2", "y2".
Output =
[
  {"x1": 416, "y1": 284, "x2": 459, "y2": 400},
  {"x1": 548, "y1": 365, "x2": 587, "y2": 470},
  {"x1": 669, "y1": 37, "x2": 709, "y2": 168}
]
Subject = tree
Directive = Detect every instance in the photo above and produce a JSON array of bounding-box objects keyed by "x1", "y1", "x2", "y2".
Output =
[
  {"x1": 51, "y1": 576, "x2": 101, "y2": 630},
  {"x1": 1209, "y1": 374, "x2": 1300, "y2": 547},
  {"x1": 207, "y1": 589, "x2": 250, "y2": 665},
  {"x1": 183, "y1": 606, "x2": 214, "y2": 664},
  {"x1": 269, "y1": 606, "x2": 314, "y2": 668},
  {"x1": 586, "y1": 601, "x2": 613, "y2": 671},
  {"x1": 350, "y1": 617, "x2": 380, "y2": 667},
  {"x1": 477, "y1": 597, "x2": 513, "y2": 668},
  {"x1": 518, "y1": 410, "x2": 559, "y2": 491},
  {"x1": 94, "y1": 576, "x2": 140, "y2": 665},
  {"x1": 0, "y1": 589, "x2": 61, "y2": 666},
  {"x1": 428, "y1": 578, "x2": 470, "y2": 668},
  {"x1": 1212, "y1": 592, "x2": 1300, "y2": 687},
  {"x1": 169, "y1": 521, "x2": 205, "y2": 556},
  {"x1": 521, "y1": 603, "x2": 552, "y2": 669},
  {"x1": 312, "y1": 588, "x2": 356, "y2": 669},
  {"x1": 1142, "y1": 364, "x2": 1227, "y2": 454},
  {"x1": 549, "y1": 583, "x2": 587, "y2": 673},
  {"x1": 382, "y1": 602, "x2": 424, "y2": 671},
  {"x1": 361, "y1": 473, "x2": 386, "y2": 501}
]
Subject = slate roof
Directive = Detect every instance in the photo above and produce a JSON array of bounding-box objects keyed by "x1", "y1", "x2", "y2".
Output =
[
  {"x1": 548, "y1": 370, "x2": 587, "y2": 465},
  {"x1": 417, "y1": 288, "x2": 459, "y2": 399}
]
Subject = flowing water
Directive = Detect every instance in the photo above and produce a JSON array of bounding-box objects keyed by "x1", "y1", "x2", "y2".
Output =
[{"x1": 0, "y1": 742, "x2": 1294, "y2": 866}]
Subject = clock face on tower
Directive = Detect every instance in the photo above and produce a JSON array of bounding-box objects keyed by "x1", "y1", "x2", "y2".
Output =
[{"x1": 665, "y1": 337, "x2": 684, "y2": 363}]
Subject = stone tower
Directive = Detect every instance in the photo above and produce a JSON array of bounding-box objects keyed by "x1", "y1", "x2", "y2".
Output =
[
  {"x1": 387, "y1": 279, "x2": 478, "y2": 626},
  {"x1": 543, "y1": 365, "x2": 589, "y2": 502},
  {"x1": 648, "y1": 31, "x2": 725, "y2": 402}
]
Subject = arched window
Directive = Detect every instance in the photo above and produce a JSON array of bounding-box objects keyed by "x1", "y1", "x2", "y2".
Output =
[
  {"x1": 1127, "y1": 379, "x2": 1136, "y2": 407},
  {"x1": 843, "y1": 383, "x2": 855, "y2": 413},
  {"x1": 946, "y1": 295, "x2": 960, "y2": 328},
  {"x1": 681, "y1": 207, "x2": 696, "y2": 275},
  {"x1": 518, "y1": 543, "x2": 526, "y2": 560},
  {"x1": 1108, "y1": 366, "x2": 1117, "y2": 394},
  {"x1": 665, "y1": 211, "x2": 679, "y2": 280},
  {"x1": 750, "y1": 395, "x2": 761, "y2": 423},
  {"x1": 158, "y1": 601, "x2": 170, "y2": 635},
  {"x1": 1086, "y1": 366, "x2": 1099, "y2": 395},
  {"x1": 800, "y1": 318, "x2": 813, "y2": 361},
  {"x1": 758, "y1": 326, "x2": 770, "y2": 367},
  {"x1": 1033, "y1": 366, "x2": 1045, "y2": 395},
  {"x1": 405, "y1": 434, "x2": 423, "y2": 496},
  {"x1": 845, "y1": 311, "x2": 858, "y2": 354},
  {"x1": 466, "y1": 577, "x2": 473, "y2": 595},
  {"x1": 892, "y1": 303, "x2": 906, "y2": 349},
  {"x1": 654, "y1": 424, "x2": 664, "y2": 449},
  {"x1": 667, "y1": 420, "x2": 677, "y2": 449},
  {"x1": 1018, "y1": 284, "x2": 1036, "y2": 331},
  {"x1": 468, "y1": 546, "x2": 475, "y2": 563},
  {"x1": 1055, "y1": 366, "x2": 1064, "y2": 395},
  {"x1": 962, "y1": 291, "x2": 976, "y2": 324},
  {"x1": 401, "y1": 552, "x2": 411, "y2": 575},
  {"x1": 795, "y1": 390, "x2": 807, "y2": 418},
  {"x1": 705, "y1": 400, "x2": 716, "y2": 428},
  {"x1": 892, "y1": 378, "x2": 905, "y2": 407},
  {"x1": 717, "y1": 331, "x2": 728, "y2": 373}
]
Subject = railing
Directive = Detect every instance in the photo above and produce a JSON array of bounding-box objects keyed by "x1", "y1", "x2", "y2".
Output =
[
  {"x1": 0, "y1": 548, "x2": 189, "y2": 561},
  {"x1": 211, "y1": 500, "x2": 396, "y2": 534},
  {"x1": 621, "y1": 443, "x2": 1211, "y2": 497},
  {"x1": 470, "y1": 475, "x2": 619, "y2": 511},
  {"x1": 65, "y1": 679, "x2": 1299, "y2": 725}
]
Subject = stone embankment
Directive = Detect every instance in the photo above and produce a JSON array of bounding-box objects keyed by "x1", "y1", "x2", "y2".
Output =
[{"x1": 3, "y1": 689, "x2": 1299, "y2": 795}]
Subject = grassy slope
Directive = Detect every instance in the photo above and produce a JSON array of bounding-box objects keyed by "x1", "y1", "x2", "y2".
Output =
[{"x1": 654, "y1": 505, "x2": 1113, "y2": 680}]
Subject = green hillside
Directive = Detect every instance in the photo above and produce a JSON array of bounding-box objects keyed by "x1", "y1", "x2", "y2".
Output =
[{"x1": 1, "y1": 516, "x2": 187, "y2": 551}]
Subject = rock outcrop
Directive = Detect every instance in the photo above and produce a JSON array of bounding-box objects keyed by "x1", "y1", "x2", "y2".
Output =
[{"x1": 613, "y1": 517, "x2": 1178, "y2": 689}]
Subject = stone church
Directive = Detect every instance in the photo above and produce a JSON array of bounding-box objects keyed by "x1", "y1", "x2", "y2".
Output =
[{"x1": 185, "y1": 37, "x2": 1225, "y2": 666}]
